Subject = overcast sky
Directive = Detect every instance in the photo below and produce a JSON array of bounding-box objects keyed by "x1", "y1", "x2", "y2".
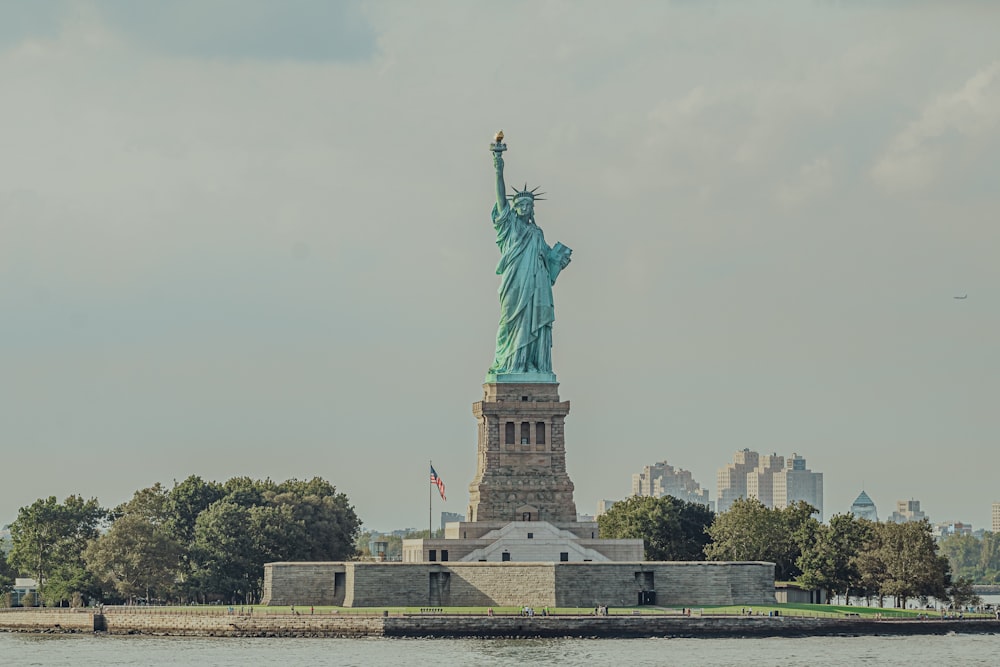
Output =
[{"x1": 2, "y1": 1, "x2": 998, "y2": 534}]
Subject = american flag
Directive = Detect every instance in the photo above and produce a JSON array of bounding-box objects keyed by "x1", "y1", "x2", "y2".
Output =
[{"x1": 430, "y1": 465, "x2": 447, "y2": 501}]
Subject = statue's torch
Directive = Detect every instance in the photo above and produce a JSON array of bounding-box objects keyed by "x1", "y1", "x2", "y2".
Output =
[{"x1": 490, "y1": 130, "x2": 507, "y2": 154}]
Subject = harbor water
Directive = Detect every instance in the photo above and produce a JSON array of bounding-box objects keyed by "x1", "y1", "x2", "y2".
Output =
[{"x1": 3, "y1": 632, "x2": 1000, "y2": 666}]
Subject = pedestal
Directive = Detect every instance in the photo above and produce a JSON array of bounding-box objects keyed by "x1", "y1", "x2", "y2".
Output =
[{"x1": 467, "y1": 382, "x2": 578, "y2": 523}]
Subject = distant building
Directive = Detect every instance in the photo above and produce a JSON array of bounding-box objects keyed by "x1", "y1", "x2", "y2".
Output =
[
  {"x1": 717, "y1": 449, "x2": 822, "y2": 518},
  {"x1": 12, "y1": 578, "x2": 38, "y2": 607},
  {"x1": 632, "y1": 460, "x2": 713, "y2": 510},
  {"x1": 746, "y1": 453, "x2": 785, "y2": 508},
  {"x1": 888, "y1": 500, "x2": 926, "y2": 524},
  {"x1": 775, "y1": 581, "x2": 828, "y2": 605},
  {"x1": 390, "y1": 528, "x2": 419, "y2": 538},
  {"x1": 773, "y1": 454, "x2": 823, "y2": 520},
  {"x1": 932, "y1": 521, "x2": 972, "y2": 539},
  {"x1": 850, "y1": 490, "x2": 878, "y2": 521},
  {"x1": 993, "y1": 502, "x2": 1000, "y2": 533},
  {"x1": 440, "y1": 511, "x2": 464, "y2": 532},
  {"x1": 716, "y1": 449, "x2": 760, "y2": 513},
  {"x1": 596, "y1": 500, "x2": 619, "y2": 517},
  {"x1": 368, "y1": 536, "x2": 389, "y2": 561}
]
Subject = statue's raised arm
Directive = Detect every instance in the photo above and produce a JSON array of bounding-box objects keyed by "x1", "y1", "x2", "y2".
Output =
[{"x1": 491, "y1": 130, "x2": 508, "y2": 214}]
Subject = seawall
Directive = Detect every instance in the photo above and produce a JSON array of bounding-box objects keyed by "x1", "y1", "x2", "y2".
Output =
[
  {"x1": 0, "y1": 609, "x2": 96, "y2": 632},
  {"x1": 2, "y1": 609, "x2": 999, "y2": 638}
]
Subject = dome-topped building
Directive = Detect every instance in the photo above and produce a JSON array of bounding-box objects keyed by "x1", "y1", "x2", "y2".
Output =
[{"x1": 850, "y1": 490, "x2": 878, "y2": 521}]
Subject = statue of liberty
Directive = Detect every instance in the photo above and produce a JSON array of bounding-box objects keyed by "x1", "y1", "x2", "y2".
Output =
[{"x1": 486, "y1": 131, "x2": 572, "y2": 382}]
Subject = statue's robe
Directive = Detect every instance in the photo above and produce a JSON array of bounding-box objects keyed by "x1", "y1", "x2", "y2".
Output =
[{"x1": 489, "y1": 203, "x2": 568, "y2": 374}]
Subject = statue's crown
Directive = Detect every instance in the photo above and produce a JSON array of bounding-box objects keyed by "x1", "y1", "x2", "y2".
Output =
[{"x1": 508, "y1": 183, "x2": 545, "y2": 203}]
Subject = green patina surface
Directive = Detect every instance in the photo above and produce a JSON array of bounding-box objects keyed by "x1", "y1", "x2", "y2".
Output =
[{"x1": 486, "y1": 134, "x2": 571, "y2": 383}]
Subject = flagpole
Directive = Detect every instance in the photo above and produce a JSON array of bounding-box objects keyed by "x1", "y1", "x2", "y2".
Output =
[{"x1": 429, "y1": 459, "x2": 433, "y2": 537}]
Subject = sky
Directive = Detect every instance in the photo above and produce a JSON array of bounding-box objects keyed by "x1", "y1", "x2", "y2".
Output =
[{"x1": 2, "y1": 1, "x2": 999, "y2": 534}]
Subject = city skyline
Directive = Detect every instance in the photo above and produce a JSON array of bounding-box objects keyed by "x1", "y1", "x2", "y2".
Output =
[{"x1": 2, "y1": 3, "x2": 999, "y2": 533}]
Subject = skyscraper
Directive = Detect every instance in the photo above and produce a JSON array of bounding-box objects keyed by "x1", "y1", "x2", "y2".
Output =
[
  {"x1": 888, "y1": 499, "x2": 926, "y2": 523},
  {"x1": 632, "y1": 460, "x2": 712, "y2": 508},
  {"x1": 717, "y1": 450, "x2": 823, "y2": 518},
  {"x1": 716, "y1": 449, "x2": 759, "y2": 513},
  {"x1": 773, "y1": 454, "x2": 823, "y2": 520},
  {"x1": 746, "y1": 453, "x2": 785, "y2": 508},
  {"x1": 850, "y1": 490, "x2": 878, "y2": 521}
]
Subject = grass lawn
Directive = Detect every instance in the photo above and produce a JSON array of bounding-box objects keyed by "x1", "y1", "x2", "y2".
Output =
[{"x1": 696, "y1": 603, "x2": 991, "y2": 619}]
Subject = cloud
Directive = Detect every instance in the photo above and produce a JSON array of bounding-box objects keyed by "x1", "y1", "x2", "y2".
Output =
[
  {"x1": 871, "y1": 61, "x2": 1000, "y2": 192},
  {"x1": 775, "y1": 156, "x2": 835, "y2": 207},
  {"x1": 0, "y1": 0, "x2": 377, "y2": 62},
  {"x1": 0, "y1": 3, "x2": 64, "y2": 48}
]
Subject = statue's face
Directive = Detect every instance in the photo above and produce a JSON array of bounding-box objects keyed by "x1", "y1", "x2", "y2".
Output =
[{"x1": 513, "y1": 197, "x2": 534, "y2": 219}]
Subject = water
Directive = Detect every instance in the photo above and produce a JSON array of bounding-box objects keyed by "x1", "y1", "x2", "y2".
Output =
[{"x1": 3, "y1": 633, "x2": 1000, "y2": 666}]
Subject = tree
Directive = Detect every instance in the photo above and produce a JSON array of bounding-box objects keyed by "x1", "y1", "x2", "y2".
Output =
[
  {"x1": 117, "y1": 483, "x2": 175, "y2": 525},
  {"x1": 8, "y1": 495, "x2": 106, "y2": 606},
  {"x1": 797, "y1": 513, "x2": 875, "y2": 603},
  {"x1": 977, "y1": 531, "x2": 1000, "y2": 584},
  {"x1": 186, "y1": 477, "x2": 361, "y2": 602},
  {"x1": 166, "y1": 476, "x2": 225, "y2": 601},
  {"x1": 939, "y1": 533, "x2": 981, "y2": 581},
  {"x1": 189, "y1": 500, "x2": 262, "y2": 603},
  {"x1": 267, "y1": 478, "x2": 361, "y2": 561},
  {"x1": 0, "y1": 551, "x2": 14, "y2": 596},
  {"x1": 83, "y1": 485, "x2": 184, "y2": 603},
  {"x1": 166, "y1": 476, "x2": 225, "y2": 544},
  {"x1": 598, "y1": 495, "x2": 714, "y2": 561},
  {"x1": 947, "y1": 576, "x2": 981, "y2": 611},
  {"x1": 221, "y1": 476, "x2": 275, "y2": 510},
  {"x1": 855, "y1": 520, "x2": 950, "y2": 608},
  {"x1": 704, "y1": 498, "x2": 819, "y2": 580}
]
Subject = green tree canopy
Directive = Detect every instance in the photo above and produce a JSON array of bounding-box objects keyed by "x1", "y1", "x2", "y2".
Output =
[
  {"x1": 979, "y1": 532, "x2": 1000, "y2": 583},
  {"x1": 83, "y1": 484, "x2": 184, "y2": 603},
  {"x1": 937, "y1": 531, "x2": 1000, "y2": 585},
  {"x1": 704, "y1": 498, "x2": 820, "y2": 580},
  {"x1": 8, "y1": 495, "x2": 107, "y2": 606},
  {"x1": 947, "y1": 576, "x2": 981, "y2": 610},
  {"x1": 166, "y1": 475, "x2": 225, "y2": 544},
  {"x1": 190, "y1": 500, "x2": 261, "y2": 603},
  {"x1": 598, "y1": 495, "x2": 714, "y2": 561},
  {"x1": 796, "y1": 513, "x2": 875, "y2": 602},
  {"x1": 266, "y1": 478, "x2": 361, "y2": 561},
  {"x1": 855, "y1": 520, "x2": 950, "y2": 607},
  {"x1": 11, "y1": 476, "x2": 359, "y2": 605},
  {"x1": 0, "y1": 549, "x2": 14, "y2": 595},
  {"x1": 187, "y1": 477, "x2": 361, "y2": 603}
]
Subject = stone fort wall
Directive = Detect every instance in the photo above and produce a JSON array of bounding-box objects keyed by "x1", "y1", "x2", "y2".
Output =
[{"x1": 262, "y1": 561, "x2": 776, "y2": 608}]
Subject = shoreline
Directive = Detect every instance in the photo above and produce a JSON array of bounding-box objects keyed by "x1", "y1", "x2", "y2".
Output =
[{"x1": 1, "y1": 609, "x2": 999, "y2": 638}]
